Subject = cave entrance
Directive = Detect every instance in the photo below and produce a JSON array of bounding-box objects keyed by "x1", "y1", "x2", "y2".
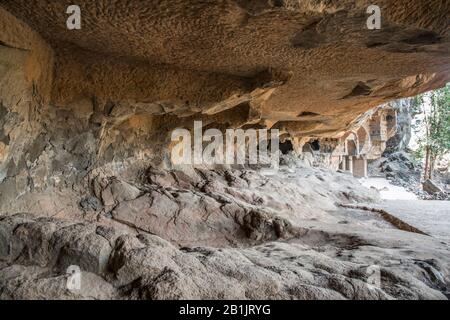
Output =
[
  {"x1": 279, "y1": 140, "x2": 294, "y2": 155},
  {"x1": 310, "y1": 139, "x2": 320, "y2": 151}
]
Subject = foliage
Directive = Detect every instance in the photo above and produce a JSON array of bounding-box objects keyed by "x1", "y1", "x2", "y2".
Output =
[{"x1": 410, "y1": 84, "x2": 450, "y2": 177}]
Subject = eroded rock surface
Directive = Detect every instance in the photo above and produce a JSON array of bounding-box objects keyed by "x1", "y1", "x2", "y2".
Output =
[
  {"x1": 0, "y1": 1, "x2": 450, "y2": 300},
  {"x1": 1, "y1": 210, "x2": 449, "y2": 300},
  {"x1": 0, "y1": 158, "x2": 449, "y2": 300}
]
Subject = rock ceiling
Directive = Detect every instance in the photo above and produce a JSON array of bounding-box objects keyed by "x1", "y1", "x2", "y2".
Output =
[{"x1": 1, "y1": 0, "x2": 449, "y2": 136}]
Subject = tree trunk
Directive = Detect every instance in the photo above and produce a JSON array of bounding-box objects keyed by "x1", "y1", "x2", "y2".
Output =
[
  {"x1": 424, "y1": 145, "x2": 431, "y2": 180},
  {"x1": 429, "y1": 152, "x2": 436, "y2": 180}
]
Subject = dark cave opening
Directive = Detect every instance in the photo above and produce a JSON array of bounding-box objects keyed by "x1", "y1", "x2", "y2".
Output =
[
  {"x1": 310, "y1": 139, "x2": 320, "y2": 151},
  {"x1": 279, "y1": 140, "x2": 294, "y2": 154}
]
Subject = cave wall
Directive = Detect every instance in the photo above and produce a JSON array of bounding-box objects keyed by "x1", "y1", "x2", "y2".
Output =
[{"x1": 0, "y1": 8, "x2": 56, "y2": 211}]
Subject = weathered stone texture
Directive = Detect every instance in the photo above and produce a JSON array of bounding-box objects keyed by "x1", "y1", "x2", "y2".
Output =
[{"x1": 0, "y1": 1, "x2": 450, "y2": 300}]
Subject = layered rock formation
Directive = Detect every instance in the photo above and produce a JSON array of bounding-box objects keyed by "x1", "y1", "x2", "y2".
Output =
[{"x1": 1, "y1": 1, "x2": 450, "y2": 299}]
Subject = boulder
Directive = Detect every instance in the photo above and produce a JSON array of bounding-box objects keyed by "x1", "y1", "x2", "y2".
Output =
[{"x1": 422, "y1": 179, "x2": 444, "y2": 195}]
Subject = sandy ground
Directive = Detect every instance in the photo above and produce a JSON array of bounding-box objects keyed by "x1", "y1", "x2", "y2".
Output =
[
  {"x1": 327, "y1": 207, "x2": 396, "y2": 231},
  {"x1": 372, "y1": 200, "x2": 450, "y2": 242},
  {"x1": 360, "y1": 177, "x2": 417, "y2": 200},
  {"x1": 357, "y1": 178, "x2": 449, "y2": 242}
]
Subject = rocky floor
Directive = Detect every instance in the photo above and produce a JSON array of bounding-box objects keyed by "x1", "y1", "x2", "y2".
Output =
[{"x1": 0, "y1": 163, "x2": 449, "y2": 300}]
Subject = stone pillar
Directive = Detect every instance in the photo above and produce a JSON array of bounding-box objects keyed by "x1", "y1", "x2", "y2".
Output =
[
  {"x1": 352, "y1": 156, "x2": 367, "y2": 178},
  {"x1": 344, "y1": 156, "x2": 353, "y2": 173},
  {"x1": 338, "y1": 156, "x2": 344, "y2": 170}
]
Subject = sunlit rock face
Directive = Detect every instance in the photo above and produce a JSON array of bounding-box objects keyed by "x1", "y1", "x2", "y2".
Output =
[{"x1": 384, "y1": 99, "x2": 413, "y2": 154}]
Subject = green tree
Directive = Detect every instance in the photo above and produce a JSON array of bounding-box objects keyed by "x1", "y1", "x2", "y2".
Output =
[{"x1": 411, "y1": 84, "x2": 450, "y2": 180}]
